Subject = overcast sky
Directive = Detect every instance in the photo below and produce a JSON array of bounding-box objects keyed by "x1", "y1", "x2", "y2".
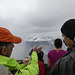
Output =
[
  {"x1": 0, "y1": 0, "x2": 75, "y2": 59},
  {"x1": 0, "y1": 0, "x2": 75, "y2": 40}
]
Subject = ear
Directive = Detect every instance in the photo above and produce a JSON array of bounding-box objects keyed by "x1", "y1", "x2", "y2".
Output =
[
  {"x1": 67, "y1": 38, "x2": 70, "y2": 40},
  {"x1": 68, "y1": 38, "x2": 74, "y2": 42},
  {"x1": 2, "y1": 46, "x2": 7, "y2": 55}
]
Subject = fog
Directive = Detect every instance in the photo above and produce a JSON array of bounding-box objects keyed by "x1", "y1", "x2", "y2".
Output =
[{"x1": 0, "y1": 0, "x2": 74, "y2": 61}]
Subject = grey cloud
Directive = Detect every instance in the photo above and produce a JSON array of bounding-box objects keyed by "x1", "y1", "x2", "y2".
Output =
[
  {"x1": 0, "y1": 0, "x2": 75, "y2": 34},
  {"x1": 0, "y1": 0, "x2": 74, "y2": 60}
]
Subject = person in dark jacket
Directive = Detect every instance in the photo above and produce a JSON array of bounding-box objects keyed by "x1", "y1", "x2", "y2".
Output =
[
  {"x1": 49, "y1": 19, "x2": 75, "y2": 75},
  {"x1": 29, "y1": 49, "x2": 46, "y2": 75}
]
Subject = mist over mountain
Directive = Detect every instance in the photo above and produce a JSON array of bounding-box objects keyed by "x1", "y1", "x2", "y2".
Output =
[
  {"x1": 25, "y1": 35, "x2": 67, "y2": 63},
  {"x1": 11, "y1": 33, "x2": 67, "y2": 63},
  {"x1": 23, "y1": 31, "x2": 61, "y2": 41},
  {"x1": 26, "y1": 41, "x2": 54, "y2": 63},
  {"x1": 0, "y1": 0, "x2": 74, "y2": 64}
]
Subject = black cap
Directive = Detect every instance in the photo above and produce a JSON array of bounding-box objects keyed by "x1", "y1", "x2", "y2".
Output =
[{"x1": 61, "y1": 19, "x2": 75, "y2": 41}]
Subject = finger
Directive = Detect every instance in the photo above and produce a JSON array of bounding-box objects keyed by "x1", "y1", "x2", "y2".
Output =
[
  {"x1": 37, "y1": 47, "x2": 42, "y2": 52},
  {"x1": 38, "y1": 47, "x2": 42, "y2": 50},
  {"x1": 35, "y1": 45, "x2": 38, "y2": 49},
  {"x1": 33, "y1": 45, "x2": 38, "y2": 50}
]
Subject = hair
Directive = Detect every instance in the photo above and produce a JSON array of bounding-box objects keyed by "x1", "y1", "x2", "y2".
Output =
[
  {"x1": 38, "y1": 51, "x2": 44, "y2": 63},
  {"x1": 0, "y1": 42, "x2": 12, "y2": 55},
  {"x1": 29, "y1": 49, "x2": 44, "y2": 63},
  {"x1": 61, "y1": 19, "x2": 75, "y2": 41},
  {"x1": 54, "y1": 38, "x2": 62, "y2": 49}
]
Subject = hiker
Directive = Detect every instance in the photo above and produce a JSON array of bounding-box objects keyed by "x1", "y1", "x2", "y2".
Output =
[
  {"x1": 0, "y1": 27, "x2": 42, "y2": 75},
  {"x1": 50, "y1": 19, "x2": 75, "y2": 75},
  {"x1": 29, "y1": 49, "x2": 46, "y2": 75},
  {"x1": 47, "y1": 38, "x2": 67, "y2": 69}
]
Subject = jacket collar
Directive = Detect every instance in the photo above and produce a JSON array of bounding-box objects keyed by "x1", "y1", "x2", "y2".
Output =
[{"x1": 0, "y1": 55, "x2": 18, "y2": 67}]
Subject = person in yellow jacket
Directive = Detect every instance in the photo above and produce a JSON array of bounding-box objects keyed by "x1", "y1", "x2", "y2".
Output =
[{"x1": 0, "y1": 27, "x2": 42, "y2": 75}]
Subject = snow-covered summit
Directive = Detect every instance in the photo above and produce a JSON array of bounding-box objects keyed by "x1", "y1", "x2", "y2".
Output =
[
  {"x1": 24, "y1": 31, "x2": 62, "y2": 41},
  {"x1": 30, "y1": 36, "x2": 53, "y2": 41}
]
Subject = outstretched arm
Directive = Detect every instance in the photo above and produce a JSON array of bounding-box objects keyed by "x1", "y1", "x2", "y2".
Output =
[{"x1": 15, "y1": 45, "x2": 42, "y2": 75}]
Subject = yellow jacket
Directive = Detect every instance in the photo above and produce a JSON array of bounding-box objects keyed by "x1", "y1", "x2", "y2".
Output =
[{"x1": 0, "y1": 51, "x2": 39, "y2": 75}]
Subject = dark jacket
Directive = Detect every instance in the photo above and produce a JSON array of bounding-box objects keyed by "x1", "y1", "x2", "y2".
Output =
[{"x1": 49, "y1": 47, "x2": 75, "y2": 75}]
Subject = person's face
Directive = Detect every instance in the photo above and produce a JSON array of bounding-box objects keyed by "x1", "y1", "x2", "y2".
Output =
[
  {"x1": 6, "y1": 43, "x2": 14, "y2": 57},
  {"x1": 62, "y1": 34, "x2": 74, "y2": 48}
]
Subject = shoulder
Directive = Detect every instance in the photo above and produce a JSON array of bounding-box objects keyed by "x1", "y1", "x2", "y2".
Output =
[
  {"x1": 61, "y1": 50, "x2": 68, "y2": 53},
  {"x1": 56, "y1": 52, "x2": 74, "y2": 65},
  {"x1": 48, "y1": 50, "x2": 55, "y2": 57},
  {"x1": 48, "y1": 50, "x2": 55, "y2": 53}
]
